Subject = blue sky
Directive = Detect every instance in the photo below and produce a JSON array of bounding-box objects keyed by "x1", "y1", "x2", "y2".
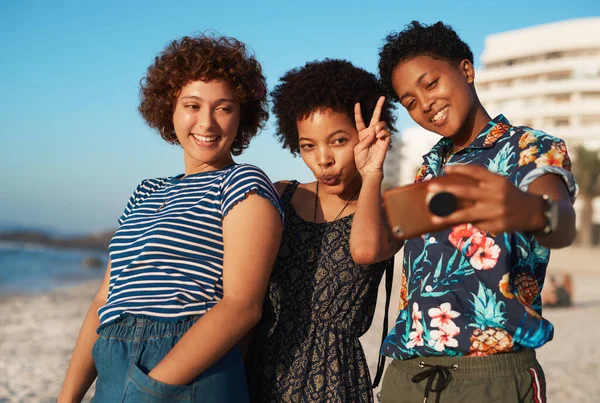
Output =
[{"x1": 1, "y1": 0, "x2": 598, "y2": 234}]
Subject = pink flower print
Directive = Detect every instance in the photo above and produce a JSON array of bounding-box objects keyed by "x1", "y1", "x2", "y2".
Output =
[
  {"x1": 428, "y1": 302, "x2": 460, "y2": 329},
  {"x1": 406, "y1": 327, "x2": 425, "y2": 349},
  {"x1": 411, "y1": 302, "x2": 423, "y2": 330},
  {"x1": 470, "y1": 237, "x2": 501, "y2": 270},
  {"x1": 429, "y1": 323, "x2": 460, "y2": 352},
  {"x1": 448, "y1": 224, "x2": 486, "y2": 257}
]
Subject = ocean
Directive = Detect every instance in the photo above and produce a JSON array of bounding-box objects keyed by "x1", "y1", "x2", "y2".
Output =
[{"x1": 0, "y1": 242, "x2": 107, "y2": 294}]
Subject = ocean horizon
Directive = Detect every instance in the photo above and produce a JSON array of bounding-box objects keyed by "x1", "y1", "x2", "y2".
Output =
[{"x1": 0, "y1": 242, "x2": 107, "y2": 295}]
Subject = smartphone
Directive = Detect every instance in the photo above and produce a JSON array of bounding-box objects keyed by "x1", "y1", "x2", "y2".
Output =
[{"x1": 383, "y1": 174, "x2": 478, "y2": 241}]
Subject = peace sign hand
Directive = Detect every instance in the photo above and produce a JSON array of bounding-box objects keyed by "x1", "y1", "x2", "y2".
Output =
[{"x1": 353, "y1": 96, "x2": 391, "y2": 179}]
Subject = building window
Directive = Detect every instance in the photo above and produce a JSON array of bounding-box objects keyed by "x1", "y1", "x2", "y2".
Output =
[
  {"x1": 552, "y1": 118, "x2": 570, "y2": 127},
  {"x1": 550, "y1": 94, "x2": 571, "y2": 103},
  {"x1": 581, "y1": 116, "x2": 600, "y2": 126},
  {"x1": 545, "y1": 52, "x2": 563, "y2": 60},
  {"x1": 546, "y1": 71, "x2": 571, "y2": 81},
  {"x1": 583, "y1": 92, "x2": 600, "y2": 100}
]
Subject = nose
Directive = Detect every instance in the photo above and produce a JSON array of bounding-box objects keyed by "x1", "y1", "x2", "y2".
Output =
[
  {"x1": 317, "y1": 147, "x2": 334, "y2": 168},
  {"x1": 418, "y1": 92, "x2": 435, "y2": 114},
  {"x1": 196, "y1": 108, "x2": 215, "y2": 131}
]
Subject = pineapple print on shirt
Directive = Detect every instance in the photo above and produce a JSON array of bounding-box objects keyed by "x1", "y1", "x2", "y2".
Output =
[{"x1": 382, "y1": 115, "x2": 578, "y2": 359}]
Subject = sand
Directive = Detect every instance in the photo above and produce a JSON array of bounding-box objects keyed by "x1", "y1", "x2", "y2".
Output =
[{"x1": 1, "y1": 247, "x2": 598, "y2": 402}]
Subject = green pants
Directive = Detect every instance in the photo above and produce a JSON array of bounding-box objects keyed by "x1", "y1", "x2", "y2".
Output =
[{"x1": 380, "y1": 349, "x2": 546, "y2": 403}]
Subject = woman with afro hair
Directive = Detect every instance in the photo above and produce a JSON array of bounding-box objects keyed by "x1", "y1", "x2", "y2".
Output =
[
  {"x1": 246, "y1": 58, "x2": 397, "y2": 402},
  {"x1": 58, "y1": 34, "x2": 283, "y2": 403}
]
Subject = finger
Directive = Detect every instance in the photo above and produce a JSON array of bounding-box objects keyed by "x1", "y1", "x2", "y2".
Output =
[
  {"x1": 430, "y1": 204, "x2": 496, "y2": 226},
  {"x1": 354, "y1": 102, "x2": 367, "y2": 132},
  {"x1": 444, "y1": 164, "x2": 494, "y2": 181},
  {"x1": 376, "y1": 128, "x2": 391, "y2": 141},
  {"x1": 369, "y1": 96, "x2": 386, "y2": 127},
  {"x1": 355, "y1": 127, "x2": 377, "y2": 151},
  {"x1": 374, "y1": 121, "x2": 387, "y2": 134},
  {"x1": 358, "y1": 127, "x2": 375, "y2": 142},
  {"x1": 427, "y1": 183, "x2": 485, "y2": 202}
]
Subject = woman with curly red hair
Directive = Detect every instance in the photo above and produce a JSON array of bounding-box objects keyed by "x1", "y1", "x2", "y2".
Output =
[{"x1": 58, "y1": 34, "x2": 283, "y2": 403}]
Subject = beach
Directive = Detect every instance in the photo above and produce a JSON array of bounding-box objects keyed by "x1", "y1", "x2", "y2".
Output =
[{"x1": 1, "y1": 247, "x2": 599, "y2": 402}]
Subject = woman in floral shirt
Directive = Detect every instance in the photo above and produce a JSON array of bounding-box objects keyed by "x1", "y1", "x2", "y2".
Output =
[{"x1": 350, "y1": 21, "x2": 577, "y2": 403}]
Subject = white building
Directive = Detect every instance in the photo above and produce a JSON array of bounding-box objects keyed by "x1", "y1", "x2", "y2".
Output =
[
  {"x1": 476, "y1": 17, "x2": 600, "y2": 150},
  {"x1": 476, "y1": 17, "x2": 600, "y2": 225}
]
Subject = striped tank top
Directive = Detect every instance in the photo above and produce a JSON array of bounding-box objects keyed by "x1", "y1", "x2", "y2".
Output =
[{"x1": 98, "y1": 163, "x2": 283, "y2": 326}]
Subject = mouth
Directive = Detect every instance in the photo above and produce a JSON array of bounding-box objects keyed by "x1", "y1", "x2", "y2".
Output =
[
  {"x1": 429, "y1": 106, "x2": 449, "y2": 125},
  {"x1": 320, "y1": 175, "x2": 341, "y2": 186},
  {"x1": 191, "y1": 133, "x2": 221, "y2": 145}
]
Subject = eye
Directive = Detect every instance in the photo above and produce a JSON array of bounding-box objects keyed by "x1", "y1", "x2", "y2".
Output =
[
  {"x1": 300, "y1": 143, "x2": 314, "y2": 150},
  {"x1": 405, "y1": 99, "x2": 416, "y2": 111},
  {"x1": 217, "y1": 106, "x2": 233, "y2": 113},
  {"x1": 185, "y1": 104, "x2": 200, "y2": 110},
  {"x1": 426, "y1": 79, "x2": 438, "y2": 89},
  {"x1": 332, "y1": 138, "x2": 348, "y2": 146}
]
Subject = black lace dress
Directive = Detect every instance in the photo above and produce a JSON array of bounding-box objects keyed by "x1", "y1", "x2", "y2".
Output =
[{"x1": 247, "y1": 181, "x2": 390, "y2": 403}]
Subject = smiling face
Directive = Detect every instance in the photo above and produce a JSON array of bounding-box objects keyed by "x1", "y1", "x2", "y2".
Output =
[
  {"x1": 392, "y1": 56, "x2": 478, "y2": 141},
  {"x1": 297, "y1": 109, "x2": 360, "y2": 196},
  {"x1": 172, "y1": 79, "x2": 240, "y2": 174}
]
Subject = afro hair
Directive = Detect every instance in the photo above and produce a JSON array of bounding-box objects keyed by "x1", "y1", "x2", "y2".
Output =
[{"x1": 271, "y1": 58, "x2": 397, "y2": 155}]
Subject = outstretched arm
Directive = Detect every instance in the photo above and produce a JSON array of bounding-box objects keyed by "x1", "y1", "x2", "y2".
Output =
[
  {"x1": 431, "y1": 164, "x2": 576, "y2": 248},
  {"x1": 350, "y1": 96, "x2": 403, "y2": 264}
]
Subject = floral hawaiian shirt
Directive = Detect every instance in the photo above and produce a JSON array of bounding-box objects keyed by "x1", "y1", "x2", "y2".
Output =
[{"x1": 382, "y1": 115, "x2": 577, "y2": 359}]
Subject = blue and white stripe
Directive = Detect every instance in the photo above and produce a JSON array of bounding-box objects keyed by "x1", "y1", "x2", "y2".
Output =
[{"x1": 98, "y1": 164, "x2": 283, "y2": 326}]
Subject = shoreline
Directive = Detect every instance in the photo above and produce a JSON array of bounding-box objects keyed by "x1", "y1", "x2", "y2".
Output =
[{"x1": 1, "y1": 248, "x2": 598, "y2": 402}]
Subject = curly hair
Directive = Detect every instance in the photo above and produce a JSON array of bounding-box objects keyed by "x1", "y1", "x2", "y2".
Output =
[
  {"x1": 378, "y1": 21, "x2": 474, "y2": 102},
  {"x1": 271, "y1": 59, "x2": 397, "y2": 156},
  {"x1": 139, "y1": 34, "x2": 268, "y2": 156}
]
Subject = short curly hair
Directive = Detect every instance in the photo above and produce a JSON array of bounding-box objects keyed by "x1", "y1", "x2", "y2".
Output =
[
  {"x1": 271, "y1": 59, "x2": 397, "y2": 156},
  {"x1": 139, "y1": 34, "x2": 268, "y2": 156},
  {"x1": 378, "y1": 21, "x2": 474, "y2": 102}
]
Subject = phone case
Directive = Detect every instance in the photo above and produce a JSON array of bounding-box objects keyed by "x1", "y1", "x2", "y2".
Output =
[{"x1": 383, "y1": 174, "x2": 478, "y2": 241}]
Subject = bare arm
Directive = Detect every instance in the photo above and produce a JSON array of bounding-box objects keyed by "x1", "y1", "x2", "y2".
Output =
[
  {"x1": 58, "y1": 262, "x2": 111, "y2": 403},
  {"x1": 434, "y1": 165, "x2": 576, "y2": 249},
  {"x1": 146, "y1": 192, "x2": 282, "y2": 385},
  {"x1": 519, "y1": 174, "x2": 575, "y2": 248},
  {"x1": 351, "y1": 173, "x2": 402, "y2": 264},
  {"x1": 350, "y1": 98, "x2": 402, "y2": 264},
  {"x1": 239, "y1": 179, "x2": 288, "y2": 360}
]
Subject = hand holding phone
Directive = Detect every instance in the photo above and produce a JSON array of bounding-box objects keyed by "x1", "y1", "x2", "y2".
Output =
[{"x1": 383, "y1": 174, "x2": 479, "y2": 240}]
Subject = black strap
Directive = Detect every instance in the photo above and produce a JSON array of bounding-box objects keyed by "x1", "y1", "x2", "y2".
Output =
[{"x1": 372, "y1": 256, "x2": 394, "y2": 388}]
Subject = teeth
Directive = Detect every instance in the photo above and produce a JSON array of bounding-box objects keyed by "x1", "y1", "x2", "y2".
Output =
[
  {"x1": 431, "y1": 108, "x2": 447, "y2": 123},
  {"x1": 193, "y1": 134, "x2": 218, "y2": 142}
]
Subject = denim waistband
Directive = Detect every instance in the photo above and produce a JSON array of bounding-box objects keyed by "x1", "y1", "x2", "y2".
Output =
[{"x1": 96, "y1": 314, "x2": 200, "y2": 341}]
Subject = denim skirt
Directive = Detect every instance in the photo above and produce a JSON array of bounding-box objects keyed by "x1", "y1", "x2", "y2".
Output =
[{"x1": 92, "y1": 314, "x2": 249, "y2": 403}]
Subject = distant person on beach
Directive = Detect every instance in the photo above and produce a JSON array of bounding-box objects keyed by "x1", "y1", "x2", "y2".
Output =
[
  {"x1": 58, "y1": 34, "x2": 283, "y2": 403},
  {"x1": 542, "y1": 274, "x2": 573, "y2": 307},
  {"x1": 351, "y1": 21, "x2": 577, "y2": 402},
  {"x1": 245, "y1": 59, "x2": 396, "y2": 402}
]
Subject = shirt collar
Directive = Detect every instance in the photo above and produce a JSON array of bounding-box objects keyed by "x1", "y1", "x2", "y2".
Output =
[{"x1": 426, "y1": 114, "x2": 512, "y2": 158}]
